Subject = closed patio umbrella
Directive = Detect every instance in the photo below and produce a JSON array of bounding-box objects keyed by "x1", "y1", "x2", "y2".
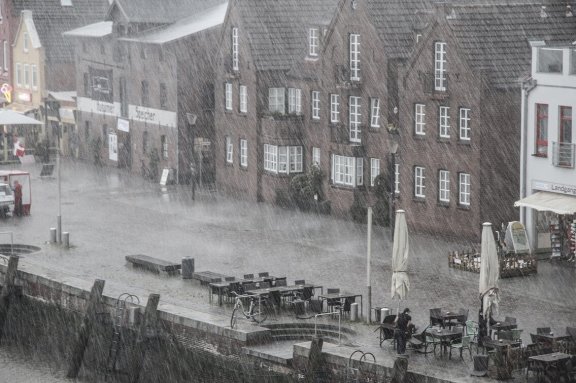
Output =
[
  {"x1": 391, "y1": 210, "x2": 410, "y2": 314},
  {"x1": 479, "y1": 222, "x2": 500, "y2": 336}
]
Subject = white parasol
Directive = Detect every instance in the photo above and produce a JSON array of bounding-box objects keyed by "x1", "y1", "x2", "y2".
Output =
[
  {"x1": 391, "y1": 210, "x2": 410, "y2": 313},
  {"x1": 479, "y1": 222, "x2": 500, "y2": 330}
]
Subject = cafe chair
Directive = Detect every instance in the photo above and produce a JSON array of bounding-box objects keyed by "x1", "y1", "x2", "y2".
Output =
[
  {"x1": 243, "y1": 274, "x2": 254, "y2": 280},
  {"x1": 536, "y1": 327, "x2": 551, "y2": 335},
  {"x1": 408, "y1": 326, "x2": 436, "y2": 354},
  {"x1": 429, "y1": 308, "x2": 443, "y2": 327},
  {"x1": 505, "y1": 316, "x2": 517, "y2": 324},
  {"x1": 378, "y1": 315, "x2": 397, "y2": 347},
  {"x1": 511, "y1": 329, "x2": 523, "y2": 346},
  {"x1": 326, "y1": 288, "x2": 341, "y2": 313},
  {"x1": 294, "y1": 279, "x2": 305, "y2": 285},
  {"x1": 258, "y1": 272, "x2": 269, "y2": 277},
  {"x1": 465, "y1": 320, "x2": 479, "y2": 351},
  {"x1": 274, "y1": 277, "x2": 287, "y2": 287},
  {"x1": 499, "y1": 330, "x2": 514, "y2": 341},
  {"x1": 449, "y1": 335, "x2": 472, "y2": 360},
  {"x1": 225, "y1": 276, "x2": 236, "y2": 282},
  {"x1": 451, "y1": 308, "x2": 468, "y2": 329}
]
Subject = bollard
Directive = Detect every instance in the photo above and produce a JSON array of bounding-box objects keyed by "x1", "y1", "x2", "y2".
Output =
[
  {"x1": 181, "y1": 257, "x2": 195, "y2": 279},
  {"x1": 50, "y1": 228, "x2": 57, "y2": 243},
  {"x1": 63, "y1": 232, "x2": 70, "y2": 248},
  {"x1": 350, "y1": 302, "x2": 359, "y2": 321}
]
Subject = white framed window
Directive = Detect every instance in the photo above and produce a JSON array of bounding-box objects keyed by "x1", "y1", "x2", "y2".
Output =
[
  {"x1": 459, "y1": 108, "x2": 470, "y2": 140},
  {"x1": 370, "y1": 98, "x2": 380, "y2": 128},
  {"x1": 264, "y1": 144, "x2": 278, "y2": 172},
  {"x1": 268, "y1": 87, "x2": 285, "y2": 114},
  {"x1": 350, "y1": 34, "x2": 360, "y2": 81},
  {"x1": 288, "y1": 88, "x2": 301, "y2": 114},
  {"x1": 439, "y1": 106, "x2": 450, "y2": 138},
  {"x1": 226, "y1": 136, "x2": 233, "y2": 163},
  {"x1": 15, "y1": 63, "x2": 21, "y2": 87},
  {"x1": 415, "y1": 103, "x2": 425, "y2": 135},
  {"x1": 264, "y1": 144, "x2": 302, "y2": 174},
  {"x1": 232, "y1": 27, "x2": 239, "y2": 71},
  {"x1": 434, "y1": 41, "x2": 447, "y2": 91},
  {"x1": 2, "y1": 41, "x2": 7, "y2": 71},
  {"x1": 438, "y1": 170, "x2": 450, "y2": 202},
  {"x1": 312, "y1": 147, "x2": 320, "y2": 166},
  {"x1": 23, "y1": 32, "x2": 29, "y2": 52},
  {"x1": 309, "y1": 28, "x2": 319, "y2": 57},
  {"x1": 459, "y1": 173, "x2": 470, "y2": 206},
  {"x1": 225, "y1": 82, "x2": 232, "y2": 110},
  {"x1": 330, "y1": 94, "x2": 340, "y2": 123},
  {"x1": 23, "y1": 64, "x2": 29, "y2": 88},
  {"x1": 239, "y1": 85, "x2": 247, "y2": 113},
  {"x1": 370, "y1": 158, "x2": 380, "y2": 186},
  {"x1": 312, "y1": 91, "x2": 320, "y2": 119},
  {"x1": 240, "y1": 139, "x2": 247, "y2": 167},
  {"x1": 394, "y1": 163, "x2": 400, "y2": 194},
  {"x1": 414, "y1": 166, "x2": 425, "y2": 198},
  {"x1": 349, "y1": 96, "x2": 361, "y2": 142},
  {"x1": 331, "y1": 155, "x2": 363, "y2": 187}
]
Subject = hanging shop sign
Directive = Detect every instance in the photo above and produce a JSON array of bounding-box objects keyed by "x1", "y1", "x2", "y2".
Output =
[{"x1": 108, "y1": 133, "x2": 118, "y2": 162}]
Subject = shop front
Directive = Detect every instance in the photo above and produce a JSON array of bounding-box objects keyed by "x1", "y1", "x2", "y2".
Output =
[{"x1": 515, "y1": 180, "x2": 576, "y2": 261}]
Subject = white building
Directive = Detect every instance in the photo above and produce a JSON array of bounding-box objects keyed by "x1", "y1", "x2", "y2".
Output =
[{"x1": 517, "y1": 42, "x2": 576, "y2": 259}]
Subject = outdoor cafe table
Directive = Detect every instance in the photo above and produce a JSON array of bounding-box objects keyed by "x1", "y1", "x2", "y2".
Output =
[
  {"x1": 437, "y1": 310, "x2": 460, "y2": 328},
  {"x1": 244, "y1": 284, "x2": 322, "y2": 310},
  {"x1": 317, "y1": 292, "x2": 363, "y2": 317},
  {"x1": 528, "y1": 352, "x2": 572, "y2": 380},
  {"x1": 425, "y1": 328, "x2": 462, "y2": 356},
  {"x1": 208, "y1": 275, "x2": 281, "y2": 305},
  {"x1": 483, "y1": 339, "x2": 521, "y2": 380},
  {"x1": 491, "y1": 321, "x2": 517, "y2": 334},
  {"x1": 531, "y1": 333, "x2": 572, "y2": 347}
]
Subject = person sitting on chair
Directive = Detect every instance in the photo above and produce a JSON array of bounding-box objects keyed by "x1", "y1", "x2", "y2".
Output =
[{"x1": 394, "y1": 308, "x2": 412, "y2": 355}]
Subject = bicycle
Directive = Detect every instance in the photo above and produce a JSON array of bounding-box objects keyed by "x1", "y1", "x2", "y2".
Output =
[{"x1": 230, "y1": 292, "x2": 268, "y2": 329}]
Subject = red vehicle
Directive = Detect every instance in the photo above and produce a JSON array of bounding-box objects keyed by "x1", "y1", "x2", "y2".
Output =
[{"x1": 0, "y1": 170, "x2": 31, "y2": 215}]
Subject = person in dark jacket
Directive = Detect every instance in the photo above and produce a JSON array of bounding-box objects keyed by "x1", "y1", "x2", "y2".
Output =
[
  {"x1": 395, "y1": 308, "x2": 412, "y2": 354},
  {"x1": 13, "y1": 180, "x2": 22, "y2": 217}
]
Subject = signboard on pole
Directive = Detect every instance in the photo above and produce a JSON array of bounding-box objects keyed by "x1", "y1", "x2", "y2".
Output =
[{"x1": 108, "y1": 133, "x2": 118, "y2": 162}]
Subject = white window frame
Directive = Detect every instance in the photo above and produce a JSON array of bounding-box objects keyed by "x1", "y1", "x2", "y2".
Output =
[
  {"x1": 439, "y1": 106, "x2": 450, "y2": 138},
  {"x1": 350, "y1": 34, "x2": 360, "y2": 81},
  {"x1": 268, "y1": 88, "x2": 285, "y2": 114},
  {"x1": 414, "y1": 166, "x2": 425, "y2": 198},
  {"x1": 415, "y1": 103, "x2": 425, "y2": 135},
  {"x1": 264, "y1": 144, "x2": 278, "y2": 172},
  {"x1": 289, "y1": 146, "x2": 303, "y2": 173},
  {"x1": 225, "y1": 82, "x2": 232, "y2": 111},
  {"x1": 226, "y1": 136, "x2": 233, "y2": 163},
  {"x1": 349, "y1": 96, "x2": 361, "y2": 142},
  {"x1": 331, "y1": 154, "x2": 363, "y2": 187},
  {"x1": 312, "y1": 91, "x2": 320, "y2": 119},
  {"x1": 15, "y1": 63, "x2": 21, "y2": 86},
  {"x1": 459, "y1": 108, "x2": 470, "y2": 141},
  {"x1": 434, "y1": 42, "x2": 447, "y2": 91},
  {"x1": 23, "y1": 64, "x2": 29, "y2": 88},
  {"x1": 309, "y1": 28, "x2": 319, "y2": 57},
  {"x1": 312, "y1": 147, "x2": 320, "y2": 166},
  {"x1": 240, "y1": 139, "x2": 247, "y2": 167},
  {"x1": 232, "y1": 27, "x2": 239, "y2": 71},
  {"x1": 370, "y1": 158, "x2": 380, "y2": 187},
  {"x1": 370, "y1": 98, "x2": 380, "y2": 128},
  {"x1": 288, "y1": 88, "x2": 301, "y2": 114},
  {"x1": 330, "y1": 94, "x2": 340, "y2": 123},
  {"x1": 438, "y1": 170, "x2": 450, "y2": 203},
  {"x1": 3, "y1": 41, "x2": 7, "y2": 71},
  {"x1": 23, "y1": 32, "x2": 29, "y2": 52},
  {"x1": 394, "y1": 163, "x2": 400, "y2": 194},
  {"x1": 459, "y1": 172, "x2": 471, "y2": 206},
  {"x1": 239, "y1": 85, "x2": 247, "y2": 113}
]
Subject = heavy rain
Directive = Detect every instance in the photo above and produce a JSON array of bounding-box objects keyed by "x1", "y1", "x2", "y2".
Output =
[{"x1": 0, "y1": 0, "x2": 574, "y2": 382}]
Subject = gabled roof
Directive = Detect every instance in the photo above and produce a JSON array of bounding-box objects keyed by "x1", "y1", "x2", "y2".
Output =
[
  {"x1": 234, "y1": 0, "x2": 341, "y2": 71},
  {"x1": 108, "y1": 0, "x2": 225, "y2": 24},
  {"x1": 13, "y1": 0, "x2": 110, "y2": 62},
  {"x1": 120, "y1": 1, "x2": 228, "y2": 44},
  {"x1": 14, "y1": 10, "x2": 42, "y2": 49},
  {"x1": 63, "y1": 21, "x2": 113, "y2": 38},
  {"x1": 446, "y1": 2, "x2": 576, "y2": 88}
]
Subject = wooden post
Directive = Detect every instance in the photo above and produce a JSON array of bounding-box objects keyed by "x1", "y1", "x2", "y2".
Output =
[
  {"x1": 0, "y1": 255, "x2": 19, "y2": 341},
  {"x1": 305, "y1": 336, "x2": 323, "y2": 383},
  {"x1": 128, "y1": 293, "x2": 160, "y2": 383},
  {"x1": 66, "y1": 279, "x2": 105, "y2": 378}
]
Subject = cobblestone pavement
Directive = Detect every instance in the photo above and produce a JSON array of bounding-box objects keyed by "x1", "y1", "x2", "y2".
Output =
[{"x1": 0, "y1": 160, "x2": 574, "y2": 381}]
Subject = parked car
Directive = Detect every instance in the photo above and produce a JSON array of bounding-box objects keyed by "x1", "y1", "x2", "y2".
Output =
[{"x1": 0, "y1": 183, "x2": 14, "y2": 217}]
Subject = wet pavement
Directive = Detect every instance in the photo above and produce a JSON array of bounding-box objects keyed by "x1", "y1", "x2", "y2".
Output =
[{"x1": 0, "y1": 159, "x2": 574, "y2": 381}]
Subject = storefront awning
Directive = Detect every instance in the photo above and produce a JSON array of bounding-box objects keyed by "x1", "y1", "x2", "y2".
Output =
[{"x1": 515, "y1": 191, "x2": 576, "y2": 215}]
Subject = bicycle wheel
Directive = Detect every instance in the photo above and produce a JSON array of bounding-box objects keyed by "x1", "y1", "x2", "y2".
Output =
[
  {"x1": 231, "y1": 307, "x2": 239, "y2": 329},
  {"x1": 250, "y1": 300, "x2": 268, "y2": 324}
]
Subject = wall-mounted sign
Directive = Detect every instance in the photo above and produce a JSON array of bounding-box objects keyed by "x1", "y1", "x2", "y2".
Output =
[
  {"x1": 108, "y1": 133, "x2": 117, "y2": 162},
  {"x1": 533, "y1": 180, "x2": 576, "y2": 196},
  {"x1": 117, "y1": 118, "x2": 129, "y2": 132},
  {"x1": 77, "y1": 97, "x2": 121, "y2": 117},
  {"x1": 129, "y1": 105, "x2": 176, "y2": 127},
  {"x1": 17, "y1": 92, "x2": 30, "y2": 102}
]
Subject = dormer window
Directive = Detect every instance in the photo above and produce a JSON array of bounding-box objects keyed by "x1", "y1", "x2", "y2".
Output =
[
  {"x1": 434, "y1": 41, "x2": 447, "y2": 91},
  {"x1": 349, "y1": 34, "x2": 360, "y2": 81},
  {"x1": 309, "y1": 28, "x2": 319, "y2": 57},
  {"x1": 537, "y1": 48, "x2": 563, "y2": 73},
  {"x1": 23, "y1": 32, "x2": 29, "y2": 52},
  {"x1": 232, "y1": 27, "x2": 239, "y2": 71}
]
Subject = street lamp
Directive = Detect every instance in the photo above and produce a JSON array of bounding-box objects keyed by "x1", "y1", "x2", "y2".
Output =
[
  {"x1": 45, "y1": 98, "x2": 62, "y2": 243},
  {"x1": 186, "y1": 113, "x2": 197, "y2": 200},
  {"x1": 387, "y1": 139, "x2": 399, "y2": 236}
]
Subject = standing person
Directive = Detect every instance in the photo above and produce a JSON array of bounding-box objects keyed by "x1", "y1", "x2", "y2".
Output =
[
  {"x1": 394, "y1": 308, "x2": 412, "y2": 355},
  {"x1": 13, "y1": 180, "x2": 22, "y2": 217}
]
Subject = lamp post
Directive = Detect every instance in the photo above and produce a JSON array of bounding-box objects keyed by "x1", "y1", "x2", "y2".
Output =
[
  {"x1": 186, "y1": 113, "x2": 197, "y2": 200},
  {"x1": 46, "y1": 98, "x2": 62, "y2": 243},
  {"x1": 387, "y1": 138, "x2": 399, "y2": 237}
]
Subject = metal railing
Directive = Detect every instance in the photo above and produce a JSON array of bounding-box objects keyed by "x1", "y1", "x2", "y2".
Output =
[
  {"x1": 314, "y1": 311, "x2": 342, "y2": 345},
  {"x1": 552, "y1": 142, "x2": 576, "y2": 168}
]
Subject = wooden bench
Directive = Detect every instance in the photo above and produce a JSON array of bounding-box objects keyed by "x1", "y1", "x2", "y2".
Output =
[
  {"x1": 191, "y1": 271, "x2": 230, "y2": 285},
  {"x1": 125, "y1": 254, "x2": 181, "y2": 274}
]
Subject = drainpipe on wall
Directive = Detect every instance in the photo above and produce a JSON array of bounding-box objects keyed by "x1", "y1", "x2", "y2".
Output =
[{"x1": 520, "y1": 77, "x2": 536, "y2": 240}]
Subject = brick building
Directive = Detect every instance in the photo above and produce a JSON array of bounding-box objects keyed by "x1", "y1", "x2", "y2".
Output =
[
  {"x1": 65, "y1": 0, "x2": 226, "y2": 182},
  {"x1": 396, "y1": 2, "x2": 576, "y2": 240}
]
